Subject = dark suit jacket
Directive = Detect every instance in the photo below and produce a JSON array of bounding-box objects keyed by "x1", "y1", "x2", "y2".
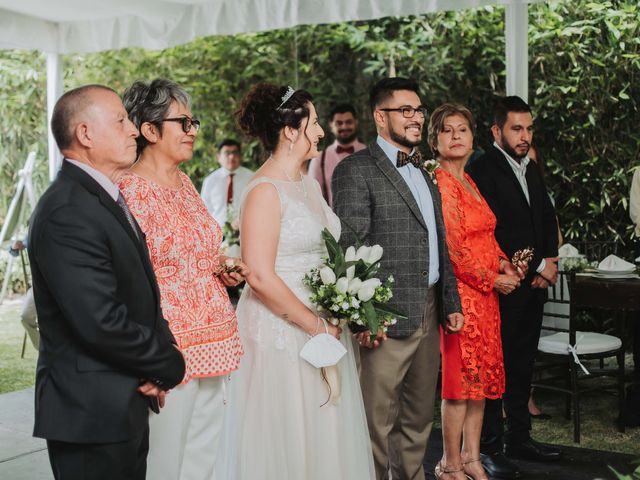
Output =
[
  {"x1": 28, "y1": 161, "x2": 185, "y2": 444},
  {"x1": 332, "y1": 142, "x2": 461, "y2": 338},
  {"x1": 466, "y1": 145, "x2": 558, "y2": 308}
]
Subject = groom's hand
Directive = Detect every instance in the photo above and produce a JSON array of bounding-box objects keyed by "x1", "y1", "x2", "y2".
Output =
[
  {"x1": 355, "y1": 329, "x2": 387, "y2": 349},
  {"x1": 445, "y1": 313, "x2": 464, "y2": 334}
]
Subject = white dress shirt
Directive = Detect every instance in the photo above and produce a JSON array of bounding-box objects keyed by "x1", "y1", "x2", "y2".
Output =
[
  {"x1": 200, "y1": 165, "x2": 254, "y2": 226},
  {"x1": 493, "y1": 142, "x2": 545, "y2": 273},
  {"x1": 66, "y1": 158, "x2": 119, "y2": 201},
  {"x1": 377, "y1": 135, "x2": 439, "y2": 286}
]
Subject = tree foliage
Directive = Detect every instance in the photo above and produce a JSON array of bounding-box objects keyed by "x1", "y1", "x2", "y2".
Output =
[{"x1": 0, "y1": 0, "x2": 638, "y2": 255}]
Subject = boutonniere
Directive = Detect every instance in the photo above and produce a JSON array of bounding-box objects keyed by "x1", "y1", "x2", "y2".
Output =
[{"x1": 422, "y1": 159, "x2": 440, "y2": 184}]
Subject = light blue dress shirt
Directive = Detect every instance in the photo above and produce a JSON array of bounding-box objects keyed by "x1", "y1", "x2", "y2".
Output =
[{"x1": 377, "y1": 136, "x2": 439, "y2": 285}]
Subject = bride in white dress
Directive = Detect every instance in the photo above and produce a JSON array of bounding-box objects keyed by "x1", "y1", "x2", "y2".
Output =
[{"x1": 217, "y1": 83, "x2": 375, "y2": 480}]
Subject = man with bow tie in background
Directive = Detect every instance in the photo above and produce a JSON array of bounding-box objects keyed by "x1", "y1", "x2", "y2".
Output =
[
  {"x1": 308, "y1": 103, "x2": 365, "y2": 206},
  {"x1": 332, "y1": 77, "x2": 463, "y2": 480}
]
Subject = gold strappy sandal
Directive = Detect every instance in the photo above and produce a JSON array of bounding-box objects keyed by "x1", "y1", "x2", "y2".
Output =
[
  {"x1": 435, "y1": 461, "x2": 467, "y2": 479},
  {"x1": 462, "y1": 458, "x2": 489, "y2": 480}
]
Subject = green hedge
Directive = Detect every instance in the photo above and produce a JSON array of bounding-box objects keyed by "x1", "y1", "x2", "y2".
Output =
[{"x1": 1, "y1": 0, "x2": 638, "y2": 260}]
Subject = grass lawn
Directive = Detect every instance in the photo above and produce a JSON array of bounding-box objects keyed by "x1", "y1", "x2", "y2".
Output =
[
  {"x1": 0, "y1": 296, "x2": 38, "y2": 394},
  {"x1": 1, "y1": 294, "x2": 639, "y2": 455}
]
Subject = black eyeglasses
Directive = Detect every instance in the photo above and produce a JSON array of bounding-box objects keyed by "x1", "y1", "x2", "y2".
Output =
[
  {"x1": 378, "y1": 106, "x2": 428, "y2": 118},
  {"x1": 162, "y1": 116, "x2": 201, "y2": 133}
]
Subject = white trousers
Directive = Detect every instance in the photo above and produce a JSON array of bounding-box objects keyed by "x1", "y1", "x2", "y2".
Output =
[{"x1": 146, "y1": 376, "x2": 225, "y2": 480}]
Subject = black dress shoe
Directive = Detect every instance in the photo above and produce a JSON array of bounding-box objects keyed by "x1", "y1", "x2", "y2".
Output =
[
  {"x1": 505, "y1": 438, "x2": 562, "y2": 462},
  {"x1": 530, "y1": 412, "x2": 552, "y2": 420},
  {"x1": 480, "y1": 452, "x2": 521, "y2": 479}
]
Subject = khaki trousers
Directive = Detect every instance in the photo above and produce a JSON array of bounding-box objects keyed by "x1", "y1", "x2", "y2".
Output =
[{"x1": 359, "y1": 288, "x2": 439, "y2": 480}]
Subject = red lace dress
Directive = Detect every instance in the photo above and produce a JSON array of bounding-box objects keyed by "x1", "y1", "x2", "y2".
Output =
[
  {"x1": 118, "y1": 171, "x2": 243, "y2": 383},
  {"x1": 436, "y1": 168, "x2": 506, "y2": 400}
]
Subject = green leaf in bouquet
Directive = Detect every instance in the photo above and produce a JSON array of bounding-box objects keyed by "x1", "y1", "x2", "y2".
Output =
[
  {"x1": 321, "y1": 228, "x2": 341, "y2": 263},
  {"x1": 372, "y1": 302, "x2": 408, "y2": 320},
  {"x1": 359, "y1": 260, "x2": 381, "y2": 279},
  {"x1": 322, "y1": 228, "x2": 347, "y2": 277},
  {"x1": 363, "y1": 300, "x2": 379, "y2": 342}
]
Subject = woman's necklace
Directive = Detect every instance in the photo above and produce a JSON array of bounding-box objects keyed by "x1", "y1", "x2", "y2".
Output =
[{"x1": 269, "y1": 155, "x2": 307, "y2": 198}]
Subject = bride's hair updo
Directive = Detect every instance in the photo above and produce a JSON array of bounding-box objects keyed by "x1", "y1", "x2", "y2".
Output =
[{"x1": 236, "y1": 83, "x2": 313, "y2": 153}]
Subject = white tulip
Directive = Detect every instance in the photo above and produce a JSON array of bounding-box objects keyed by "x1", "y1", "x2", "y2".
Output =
[
  {"x1": 346, "y1": 265, "x2": 355, "y2": 282},
  {"x1": 367, "y1": 245, "x2": 384, "y2": 264},
  {"x1": 361, "y1": 278, "x2": 382, "y2": 290},
  {"x1": 357, "y1": 285, "x2": 376, "y2": 302},
  {"x1": 356, "y1": 245, "x2": 371, "y2": 261},
  {"x1": 319, "y1": 267, "x2": 336, "y2": 285},
  {"x1": 344, "y1": 246, "x2": 357, "y2": 262},
  {"x1": 347, "y1": 277, "x2": 362, "y2": 294},
  {"x1": 336, "y1": 277, "x2": 349, "y2": 294}
]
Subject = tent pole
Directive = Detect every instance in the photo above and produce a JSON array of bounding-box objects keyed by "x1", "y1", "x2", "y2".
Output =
[
  {"x1": 46, "y1": 52, "x2": 63, "y2": 183},
  {"x1": 505, "y1": 2, "x2": 529, "y2": 103}
]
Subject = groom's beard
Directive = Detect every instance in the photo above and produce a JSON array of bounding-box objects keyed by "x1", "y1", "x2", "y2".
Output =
[{"x1": 389, "y1": 126, "x2": 422, "y2": 149}]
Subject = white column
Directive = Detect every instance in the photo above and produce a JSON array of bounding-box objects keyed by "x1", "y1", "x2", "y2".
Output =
[
  {"x1": 505, "y1": 2, "x2": 529, "y2": 103},
  {"x1": 46, "y1": 52, "x2": 63, "y2": 182}
]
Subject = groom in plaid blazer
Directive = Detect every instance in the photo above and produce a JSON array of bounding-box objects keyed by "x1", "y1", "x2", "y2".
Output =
[{"x1": 332, "y1": 77, "x2": 463, "y2": 480}]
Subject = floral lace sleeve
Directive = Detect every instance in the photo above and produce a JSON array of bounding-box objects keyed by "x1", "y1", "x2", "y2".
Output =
[{"x1": 437, "y1": 172, "x2": 499, "y2": 295}]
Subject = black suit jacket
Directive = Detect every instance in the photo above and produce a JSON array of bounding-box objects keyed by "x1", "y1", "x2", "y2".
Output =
[
  {"x1": 28, "y1": 161, "x2": 185, "y2": 444},
  {"x1": 332, "y1": 142, "x2": 461, "y2": 337},
  {"x1": 466, "y1": 145, "x2": 558, "y2": 307}
]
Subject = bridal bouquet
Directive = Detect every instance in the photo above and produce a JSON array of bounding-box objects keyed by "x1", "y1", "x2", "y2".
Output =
[{"x1": 303, "y1": 228, "x2": 406, "y2": 341}]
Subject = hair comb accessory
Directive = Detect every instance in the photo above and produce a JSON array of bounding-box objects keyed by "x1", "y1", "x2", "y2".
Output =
[{"x1": 277, "y1": 86, "x2": 296, "y2": 110}]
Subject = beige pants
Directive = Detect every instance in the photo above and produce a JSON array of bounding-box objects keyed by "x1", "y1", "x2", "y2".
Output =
[{"x1": 359, "y1": 288, "x2": 439, "y2": 480}]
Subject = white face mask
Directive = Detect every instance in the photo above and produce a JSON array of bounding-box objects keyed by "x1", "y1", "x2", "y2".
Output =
[{"x1": 299, "y1": 321, "x2": 347, "y2": 368}]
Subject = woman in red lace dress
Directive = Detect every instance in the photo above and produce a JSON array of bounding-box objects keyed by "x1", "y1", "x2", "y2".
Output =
[{"x1": 428, "y1": 104, "x2": 523, "y2": 480}]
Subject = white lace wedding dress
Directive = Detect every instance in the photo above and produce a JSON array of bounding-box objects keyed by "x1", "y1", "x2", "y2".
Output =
[{"x1": 217, "y1": 176, "x2": 375, "y2": 480}]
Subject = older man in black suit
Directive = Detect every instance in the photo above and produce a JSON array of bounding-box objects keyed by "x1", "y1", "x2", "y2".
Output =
[
  {"x1": 28, "y1": 85, "x2": 185, "y2": 480},
  {"x1": 333, "y1": 77, "x2": 463, "y2": 480},
  {"x1": 467, "y1": 96, "x2": 561, "y2": 479}
]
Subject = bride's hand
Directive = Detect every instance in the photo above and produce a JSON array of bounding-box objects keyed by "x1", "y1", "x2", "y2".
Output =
[
  {"x1": 355, "y1": 329, "x2": 386, "y2": 349},
  {"x1": 324, "y1": 322, "x2": 342, "y2": 340}
]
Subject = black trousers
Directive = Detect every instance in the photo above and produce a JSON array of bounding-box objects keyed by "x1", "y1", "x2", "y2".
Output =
[
  {"x1": 481, "y1": 294, "x2": 544, "y2": 451},
  {"x1": 47, "y1": 426, "x2": 149, "y2": 480}
]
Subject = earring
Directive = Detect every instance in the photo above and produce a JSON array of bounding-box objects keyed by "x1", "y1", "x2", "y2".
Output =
[{"x1": 288, "y1": 141, "x2": 293, "y2": 153}]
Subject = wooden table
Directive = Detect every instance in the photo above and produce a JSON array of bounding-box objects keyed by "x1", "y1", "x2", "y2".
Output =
[{"x1": 572, "y1": 274, "x2": 640, "y2": 312}]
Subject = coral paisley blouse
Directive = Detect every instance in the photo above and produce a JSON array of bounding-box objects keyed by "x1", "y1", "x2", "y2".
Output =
[
  {"x1": 436, "y1": 168, "x2": 506, "y2": 400},
  {"x1": 118, "y1": 171, "x2": 243, "y2": 382}
]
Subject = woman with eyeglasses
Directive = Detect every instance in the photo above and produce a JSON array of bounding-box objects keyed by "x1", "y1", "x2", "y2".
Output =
[{"x1": 117, "y1": 78, "x2": 249, "y2": 480}]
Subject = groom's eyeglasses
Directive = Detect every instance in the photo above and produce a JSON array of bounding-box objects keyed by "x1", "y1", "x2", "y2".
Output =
[
  {"x1": 162, "y1": 116, "x2": 201, "y2": 133},
  {"x1": 378, "y1": 106, "x2": 428, "y2": 118}
]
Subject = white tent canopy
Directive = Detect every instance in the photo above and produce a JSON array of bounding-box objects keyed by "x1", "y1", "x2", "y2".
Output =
[{"x1": 0, "y1": 0, "x2": 541, "y2": 179}]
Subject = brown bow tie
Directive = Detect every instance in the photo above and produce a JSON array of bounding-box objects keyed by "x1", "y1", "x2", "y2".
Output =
[
  {"x1": 396, "y1": 150, "x2": 423, "y2": 168},
  {"x1": 336, "y1": 145, "x2": 355, "y2": 154}
]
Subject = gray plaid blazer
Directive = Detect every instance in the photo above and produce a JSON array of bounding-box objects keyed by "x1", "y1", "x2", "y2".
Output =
[{"x1": 332, "y1": 142, "x2": 461, "y2": 338}]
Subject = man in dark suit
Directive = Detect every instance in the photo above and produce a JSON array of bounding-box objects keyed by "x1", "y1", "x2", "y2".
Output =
[
  {"x1": 28, "y1": 85, "x2": 185, "y2": 480},
  {"x1": 332, "y1": 77, "x2": 463, "y2": 480},
  {"x1": 467, "y1": 96, "x2": 561, "y2": 479}
]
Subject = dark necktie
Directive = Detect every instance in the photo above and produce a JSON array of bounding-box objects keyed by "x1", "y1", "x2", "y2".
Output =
[
  {"x1": 396, "y1": 150, "x2": 423, "y2": 168},
  {"x1": 117, "y1": 193, "x2": 141, "y2": 241},
  {"x1": 336, "y1": 145, "x2": 355, "y2": 155},
  {"x1": 226, "y1": 173, "x2": 235, "y2": 205}
]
